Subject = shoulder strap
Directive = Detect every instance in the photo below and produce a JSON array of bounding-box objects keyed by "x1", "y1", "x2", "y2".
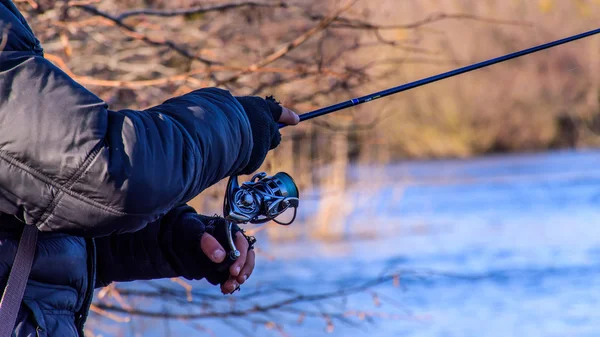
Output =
[{"x1": 0, "y1": 225, "x2": 38, "y2": 337}]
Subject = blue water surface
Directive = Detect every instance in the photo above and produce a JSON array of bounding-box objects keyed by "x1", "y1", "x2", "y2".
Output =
[{"x1": 91, "y1": 150, "x2": 600, "y2": 337}]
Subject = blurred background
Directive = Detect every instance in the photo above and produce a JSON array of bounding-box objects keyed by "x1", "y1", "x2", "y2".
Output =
[{"x1": 17, "y1": 0, "x2": 600, "y2": 336}]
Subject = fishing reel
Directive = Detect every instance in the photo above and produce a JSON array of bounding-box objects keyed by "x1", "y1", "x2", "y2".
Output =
[{"x1": 220, "y1": 172, "x2": 299, "y2": 263}]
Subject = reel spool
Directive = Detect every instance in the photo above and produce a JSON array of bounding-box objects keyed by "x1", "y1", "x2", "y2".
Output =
[{"x1": 221, "y1": 172, "x2": 299, "y2": 262}]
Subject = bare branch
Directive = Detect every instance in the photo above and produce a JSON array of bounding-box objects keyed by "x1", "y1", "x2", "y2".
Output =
[
  {"x1": 94, "y1": 273, "x2": 398, "y2": 320},
  {"x1": 217, "y1": 0, "x2": 359, "y2": 86},
  {"x1": 14, "y1": 0, "x2": 38, "y2": 9},
  {"x1": 70, "y1": 4, "x2": 216, "y2": 65},
  {"x1": 44, "y1": 53, "x2": 346, "y2": 88},
  {"x1": 89, "y1": 304, "x2": 131, "y2": 323},
  {"x1": 114, "y1": 1, "x2": 288, "y2": 21},
  {"x1": 326, "y1": 12, "x2": 534, "y2": 30}
]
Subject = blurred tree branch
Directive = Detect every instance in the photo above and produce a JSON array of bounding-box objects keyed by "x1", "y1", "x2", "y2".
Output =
[
  {"x1": 216, "y1": 0, "x2": 358, "y2": 85},
  {"x1": 87, "y1": 1, "x2": 289, "y2": 21},
  {"x1": 66, "y1": 3, "x2": 217, "y2": 65},
  {"x1": 91, "y1": 271, "x2": 411, "y2": 334},
  {"x1": 45, "y1": 53, "x2": 347, "y2": 88},
  {"x1": 327, "y1": 12, "x2": 534, "y2": 30}
]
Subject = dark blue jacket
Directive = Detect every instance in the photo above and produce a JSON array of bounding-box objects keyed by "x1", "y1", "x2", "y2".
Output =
[{"x1": 0, "y1": 1, "x2": 281, "y2": 336}]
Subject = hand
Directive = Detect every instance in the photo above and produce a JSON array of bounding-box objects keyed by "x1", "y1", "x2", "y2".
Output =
[
  {"x1": 278, "y1": 106, "x2": 300, "y2": 126},
  {"x1": 200, "y1": 230, "x2": 255, "y2": 294},
  {"x1": 234, "y1": 96, "x2": 299, "y2": 174}
]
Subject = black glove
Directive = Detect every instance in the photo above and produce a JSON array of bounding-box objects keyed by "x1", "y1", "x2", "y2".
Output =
[
  {"x1": 164, "y1": 207, "x2": 249, "y2": 286},
  {"x1": 235, "y1": 95, "x2": 283, "y2": 175}
]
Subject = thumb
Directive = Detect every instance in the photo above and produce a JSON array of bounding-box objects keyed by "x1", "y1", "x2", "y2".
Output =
[
  {"x1": 278, "y1": 106, "x2": 300, "y2": 125},
  {"x1": 200, "y1": 233, "x2": 226, "y2": 263}
]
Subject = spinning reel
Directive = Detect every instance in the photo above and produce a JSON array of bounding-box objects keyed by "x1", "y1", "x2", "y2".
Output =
[{"x1": 221, "y1": 172, "x2": 299, "y2": 262}]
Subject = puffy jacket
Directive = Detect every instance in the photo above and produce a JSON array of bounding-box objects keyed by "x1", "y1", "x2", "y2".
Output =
[{"x1": 0, "y1": 1, "x2": 281, "y2": 336}]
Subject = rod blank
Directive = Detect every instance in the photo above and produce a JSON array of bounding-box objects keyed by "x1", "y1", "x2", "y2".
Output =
[{"x1": 279, "y1": 27, "x2": 600, "y2": 129}]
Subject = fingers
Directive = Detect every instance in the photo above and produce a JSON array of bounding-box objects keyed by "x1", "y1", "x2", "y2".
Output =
[
  {"x1": 229, "y1": 231, "x2": 248, "y2": 277},
  {"x1": 204, "y1": 230, "x2": 255, "y2": 295},
  {"x1": 237, "y1": 249, "x2": 255, "y2": 285},
  {"x1": 221, "y1": 232, "x2": 247, "y2": 295},
  {"x1": 221, "y1": 275, "x2": 239, "y2": 294},
  {"x1": 278, "y1": 106, "x2": 300, "y2": 125},
  {"x1": 220, "y1": 250, "x2": 255, "y2": 294},
  {"x1": 200, "y1": 233, "x2": 226, "y2": 263}
]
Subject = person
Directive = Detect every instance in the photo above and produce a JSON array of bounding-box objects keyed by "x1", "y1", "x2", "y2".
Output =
[{"x1": 0, "y1": 1, "x2": 300, "y2": 336}]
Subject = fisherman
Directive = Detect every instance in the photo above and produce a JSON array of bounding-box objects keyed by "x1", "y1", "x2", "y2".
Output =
[{"x1": 0, "y1": 1, "x2": 299, "y2": 336}]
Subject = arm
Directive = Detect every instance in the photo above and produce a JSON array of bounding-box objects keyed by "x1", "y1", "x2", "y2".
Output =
[
  {"x1": 0, "y1": 52, "x2": 280, "y2": 237},
  {"x1": 94, "y1": 205, "x2": 234, "y2": 288}
]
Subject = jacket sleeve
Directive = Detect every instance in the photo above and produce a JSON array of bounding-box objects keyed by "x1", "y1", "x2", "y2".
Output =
[
  {"x1": 94, "y1": 205, "x2": 233, "y2": 288},
  {"x1": 93, "y1": 210, "x2": 184, "y2": 288},
  {"x1": 0, "y1": 52, "x2": 257, "y2": 237}
]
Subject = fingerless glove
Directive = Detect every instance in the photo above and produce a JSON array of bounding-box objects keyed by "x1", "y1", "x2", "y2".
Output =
[
  {"x1": 235, "y1": 95, "x2": 283, "y2": 175},
  {"x1": 162, "y1": 206, "x2": 242, "y2": 285}
]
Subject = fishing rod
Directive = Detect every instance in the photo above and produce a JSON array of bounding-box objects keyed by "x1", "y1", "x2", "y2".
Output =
[
  {"x1": 280, "y1": 26, "x2": 600, "y2": 129},
  {"x1": 218, "y1": 27, "x2": 600, "y2": 265}
]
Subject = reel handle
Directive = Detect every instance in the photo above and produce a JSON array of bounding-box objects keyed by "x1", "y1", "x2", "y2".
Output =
[{"x1": 215, "y1": 221, "x2": 241, "y2": 273}]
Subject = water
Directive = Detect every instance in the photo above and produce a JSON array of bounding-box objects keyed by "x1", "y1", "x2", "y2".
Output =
[{"x1": 91, "y1": 150, "x2": 600, "y2": 337}]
